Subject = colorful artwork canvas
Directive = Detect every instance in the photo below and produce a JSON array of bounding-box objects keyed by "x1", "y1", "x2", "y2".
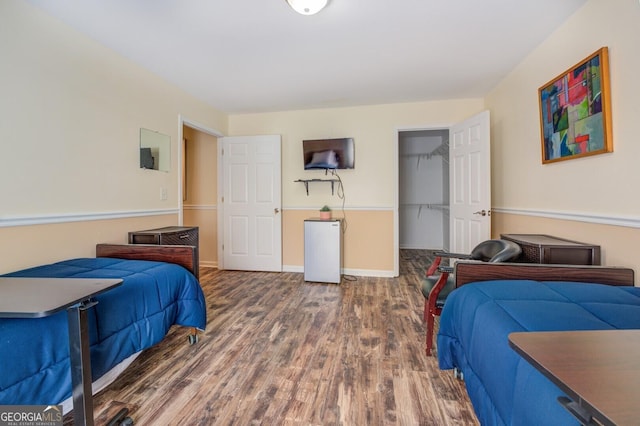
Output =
[{"x1": 538, "y1": 47, "x2": 612, "y2": 164}]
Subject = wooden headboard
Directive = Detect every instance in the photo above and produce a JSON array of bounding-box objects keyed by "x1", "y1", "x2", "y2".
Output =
[
  {"x1": 455, "y1": 262, "x2": 635, "y2": 288},
  {"x1": 96, "y1": 244, "x2": 199, "y2": 279}
]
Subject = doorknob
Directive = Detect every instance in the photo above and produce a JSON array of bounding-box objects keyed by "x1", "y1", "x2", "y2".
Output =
[
  {"x1": 274, "y1": 208, "x2": 280, "y2": 214},
  {"x1": 473, "y1": 209, "x2": 487, "y2": 216}
]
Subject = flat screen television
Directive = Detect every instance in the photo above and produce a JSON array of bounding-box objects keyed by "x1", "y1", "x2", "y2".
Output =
[{"x1": 303, "y1": 138, "x2": 355, "y2": 170}]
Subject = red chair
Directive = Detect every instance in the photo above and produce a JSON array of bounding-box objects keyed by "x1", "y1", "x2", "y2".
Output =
[{"x1": 421, "y1": 239, "x2": 521, "y2": 356}]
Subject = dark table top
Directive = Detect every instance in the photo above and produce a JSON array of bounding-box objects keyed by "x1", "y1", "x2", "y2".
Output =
[
  {"x1": 509, "y1": 330, "x2": 640, "y2": 426},
  {"x1": 130, "y1": 226, "x2": 197, "y2": 234},
  {"x1": 0, "y1": 277, "x2": 123, "y2": 318},
  {"x1": 501, "y1": 233, "x2": 592, "y2": 247}
]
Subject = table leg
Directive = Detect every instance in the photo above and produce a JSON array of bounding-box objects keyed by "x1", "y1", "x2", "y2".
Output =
[{"x1": 67, "y1": 300, "x2": 97, "y2": 426}]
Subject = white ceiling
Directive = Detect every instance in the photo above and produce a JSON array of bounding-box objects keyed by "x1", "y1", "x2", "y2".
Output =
[{"x1": 27, "y1": 0, "x2": 588, "y2": 114}]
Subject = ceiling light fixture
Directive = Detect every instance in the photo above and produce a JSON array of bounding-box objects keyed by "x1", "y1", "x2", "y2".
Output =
[{"x1": 286, "y1": 0, "x2": 328, "y2": 15}]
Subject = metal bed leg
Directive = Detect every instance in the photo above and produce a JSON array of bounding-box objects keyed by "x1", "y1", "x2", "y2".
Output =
[
  {"x1": 188, "y1": 327, "x2": 199, "y2": 345},
  {"x1": 67, "y1": 300, "x2": 98, "y2": 426}
]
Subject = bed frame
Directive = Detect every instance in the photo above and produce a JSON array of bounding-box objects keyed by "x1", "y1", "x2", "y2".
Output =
[
  {"x1": 96, "y1": 243, "x2": 198, "y2": 277},
  {"x1": 96, "y1": 243, "x2": 201, "y2": 343},
  {"x1": 437, "y1": 262, "x2": 637, "y2": 425},
  {"x1": 455, "y1": 262, "x2": 635, "y2": 287}
]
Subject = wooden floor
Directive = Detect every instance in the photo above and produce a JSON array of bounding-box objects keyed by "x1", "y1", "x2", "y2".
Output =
[{"x1": 72, "y1": 250, "x2": 478, "y2": 425}]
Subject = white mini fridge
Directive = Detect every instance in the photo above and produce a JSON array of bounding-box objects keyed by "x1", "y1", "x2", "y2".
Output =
[{"x1": 304, "y1": 219, "x2": 342, "y2": 283}]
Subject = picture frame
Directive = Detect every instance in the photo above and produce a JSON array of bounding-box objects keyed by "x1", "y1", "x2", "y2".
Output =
[{"x1": 538, "y1": 47, "x2": 612, "y2": 164}]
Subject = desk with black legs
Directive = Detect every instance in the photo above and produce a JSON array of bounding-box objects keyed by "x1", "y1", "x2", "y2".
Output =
[{"x1": 0, "y1": 277, "x2": 123, "y2": 426}]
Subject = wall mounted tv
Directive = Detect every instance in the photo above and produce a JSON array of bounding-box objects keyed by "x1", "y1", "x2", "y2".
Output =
[{"x1": 303, "y1": 138, "x2": 355, "y2": 170}]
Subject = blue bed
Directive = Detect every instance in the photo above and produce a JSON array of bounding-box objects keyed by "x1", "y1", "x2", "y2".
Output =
[
  {"x1": 0, "y1": 252, "x2": 206, "y2": 407},
  {"x1": 436, "y1": 262, "x2": 637, "y2": 425}
]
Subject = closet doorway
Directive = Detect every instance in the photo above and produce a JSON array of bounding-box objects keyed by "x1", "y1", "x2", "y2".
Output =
[{"x1": 398, "y1": 129, "x2": 449, "y2": 268}]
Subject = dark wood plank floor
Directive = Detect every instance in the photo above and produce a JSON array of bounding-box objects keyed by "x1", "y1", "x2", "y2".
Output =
[{"x1": 72, "y1": 249, "x2": 478, "y2": 425}]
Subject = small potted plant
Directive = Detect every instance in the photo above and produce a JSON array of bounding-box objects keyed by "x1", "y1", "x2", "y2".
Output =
[{"x1": 319, "y1": 205, "x2": 332, "y2": 220}]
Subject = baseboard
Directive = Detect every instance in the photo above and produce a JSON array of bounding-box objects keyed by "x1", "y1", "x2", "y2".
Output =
[
  {"x1": 283, "y1": 265, "x2": 304, "y2": 273},
  {"x1": 399, "y1": 245, "x2": 440, "y2": 250},
  {"x1": 342, "y1": 268, "x2": 396, "y2": 278},
  {"x1": 282, "y1": 265, "x2": 395, "y2": 278}
]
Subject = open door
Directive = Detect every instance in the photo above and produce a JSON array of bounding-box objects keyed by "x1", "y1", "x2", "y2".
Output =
[
  {"x1": 219, "y1": 135, "x2": 282, "y2": 271},
  {"x1": 449, "y1": 110, "x2": 491, "y2": 254}
]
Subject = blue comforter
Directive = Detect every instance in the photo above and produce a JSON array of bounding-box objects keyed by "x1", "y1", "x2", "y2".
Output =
[
  {"x1": 0, "y1": 257, "x2": 206, "y2": 406},
  {"x1": 437, "y1": 280, "x2": 640, "y2": 425}
]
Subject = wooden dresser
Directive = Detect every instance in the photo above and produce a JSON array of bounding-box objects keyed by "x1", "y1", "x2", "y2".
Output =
[
  {"x1": 500, "y1": 234, "x2": 600, "y2": 265},
  {"x1": 128, "y1": 226, "x2": 199, "y2": 276}
]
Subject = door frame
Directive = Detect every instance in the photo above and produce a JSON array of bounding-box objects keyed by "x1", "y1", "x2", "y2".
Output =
[
  {"x1": 177, "y1": 114, "x2": 224, "y2": 249},
  {"x1": 394, "y1": 123, "x2": 452, "y2": 277}
]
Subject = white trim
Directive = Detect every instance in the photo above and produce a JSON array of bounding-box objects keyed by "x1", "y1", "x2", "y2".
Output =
[
  {"x1": 493, "y1": 207, "x2": 640, "y2": 229},
  {"x1": 177, "y1": 114, "x2": 224, "y2": 226},
  {"x1": 0, "y1": 209, "x2": 179, "y2": 228},
  {"x1": 177, "y1": 114, "x2": 224, "y2": 269},
  {"x1": 180, "y1": 117, "x2": 224, "y2": 138},
  {"x1": 399, "y1": 244, "x2": 439, "y2": 250},
  {"x1": 394, "y1": 125, "x2": 453, "y2": 278},
  {"x1": 282, "y1": 265, "x2": 395, "y2": 278},
  {"x1": 217, "y1": 136, "x2": 224, "y2": 270},
  {"x1": 183, "y1": 204, "x2": 217, "y2": 210},
  {"x1": 343, "y1": 268, "x2": 395, "y2": 278},
  {"x1": 200, "y1": 260, "x2": 218, "y2": 268},
  {"x1": 284, "y1": 206, "x2": 393, "y2": 211}
]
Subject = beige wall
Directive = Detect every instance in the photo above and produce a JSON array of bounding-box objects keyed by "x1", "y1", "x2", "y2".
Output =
[
  {"x1": 0, "y1": 215, "x2": 176, "y2": 274},
  {"x1": 492, "y1": 212, "x2": 640, "y2": 274},
  {"x1": 183, "y1": 127, "x2": 218, "y2": 267},
  {"x1": 229, "y1": 99, "x2": 485, "y2": 274},
  {"x1": 486, "y1": 0, "x2": 640, "y2": 280},
  {"x1": 283, "y1": 209, "x2": 394, "y2": 275},
  {"x1": 8, "y1": 0, "x2": 635, "y2": 280},
  {"x1": 0, "y1": 1, "x2": 227, "y2": 274},
  {"x1": 229, "y1": 100, "x2": 484, "y2": 208}
]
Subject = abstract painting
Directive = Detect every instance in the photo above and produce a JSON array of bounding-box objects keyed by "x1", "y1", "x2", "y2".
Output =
[{"x1": 538, "y1": 47, "x2": 612, "y2": 164}]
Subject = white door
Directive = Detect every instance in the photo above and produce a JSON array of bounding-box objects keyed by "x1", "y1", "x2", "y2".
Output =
[
  {"x1": 220, "y1": 135, "x2": 282, "y2": 271},
  {"x1": 449, "y1": 110, "x2": 491, "y2": 254}
]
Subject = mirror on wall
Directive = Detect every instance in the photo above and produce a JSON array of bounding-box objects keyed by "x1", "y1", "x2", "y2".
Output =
[{"x1": 140, "y1": 128, "x2": 170, "y2": 172}]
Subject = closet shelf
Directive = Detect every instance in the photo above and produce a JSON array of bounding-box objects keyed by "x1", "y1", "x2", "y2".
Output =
[
  {"x1": 429, "y1": 140, "x2": 449, "y2": 157},
  {"x1": 295, "y1": 179, "x2": 339, "y2": 196},
  {"x1": 401, "y1": 203, "x2": 449, "y2": 218},
  {"x1": 401, "y1": 140, "x2": 450, "y2": 168}
]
